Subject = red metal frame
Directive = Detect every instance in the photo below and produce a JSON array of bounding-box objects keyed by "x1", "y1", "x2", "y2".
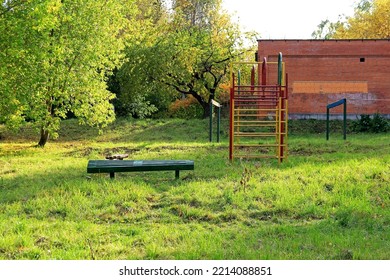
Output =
[
  {"x1": 229, "y1": 73, "x2": 235, "y2": 160},
  {"x1": 229, "y1": 58, "x2": 288, "y2": 163}
]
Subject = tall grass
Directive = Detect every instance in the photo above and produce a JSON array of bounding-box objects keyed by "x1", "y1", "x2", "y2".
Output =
[{"x1": 0, "y1": 118, "x2": 389, "y2": 259}]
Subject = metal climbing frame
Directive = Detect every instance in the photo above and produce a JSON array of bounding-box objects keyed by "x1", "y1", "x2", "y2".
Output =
[{"x1": 229, "y1": 53, "x2": 288, "y2": 163}]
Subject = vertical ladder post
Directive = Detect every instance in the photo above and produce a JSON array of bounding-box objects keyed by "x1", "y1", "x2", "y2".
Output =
[
  {"x1": 262, "y1": 57, "x2": 267, "y2": 86},
  {"x1": 278, "y1": 53, "x2": 284, "y2": 163},
  {"x1": 278, "y1": 52, "x2": 283, "y2": 86},
  {"x1": 251, "y1": 66, "x2": 255, "y2": 93},
  {"x1": 280, "y1": 97, "x2": 285, "y2": 163},
  {"x1": 229, "y1": 74, "x2": 235, "y2": 161},
  {"x1": 278, "y1": 98, "x2": 282, "y2": 163},
  {"x1": 261, "y1": 57, "x2": 268, "y2": 119},
  {"x1": 237, "y1": 70, "x2": 241, "y2": 145}
]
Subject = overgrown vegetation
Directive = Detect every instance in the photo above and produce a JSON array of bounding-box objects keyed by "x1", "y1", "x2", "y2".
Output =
[
  {"x1": 351, "y1": 114, "x2": 390, "y2": 133},
  {"x1": 1, "y1": 0, "x2": 254, "y2": 146},
  {"x1": 0, "y1": 118, "x2": 389, "y2": 260}
]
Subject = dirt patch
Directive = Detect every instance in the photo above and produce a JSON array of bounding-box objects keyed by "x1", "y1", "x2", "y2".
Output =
[
  {"x1": 65, "y1": 147, "x2": 101, "y2": 157},
  {"x1": 103, "y1": 147, "x2": 141, "y2": 156},
  {"x1": 65, "y1": 146, "x2": 142, "y2": 158}
]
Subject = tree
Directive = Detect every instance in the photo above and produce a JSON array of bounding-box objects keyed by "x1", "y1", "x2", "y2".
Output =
[
  {"x1": 160, "y1": 0, "x2": 244, "y2": 117},
  {"x1": 172, "y1": 0, "x2": 217, "y2": 27},
  {"x1": 118, "y1": 0, "x2": 254, "y2": 118},
  {"x1": 333, "y1": 0, "x2": 390, "y2": 39},
  {"x1": 0, "y1": 0, "x2": 135, "y2": 146},
  {"x1": 311, "y1": 19, "x2": 344, "y2": 39},
  {"x1": 113, "y1": 0, "x2": 172, "y2": 118},
  {"x1": 312, "y1": 0, "x2": 390, "y2": 39}
]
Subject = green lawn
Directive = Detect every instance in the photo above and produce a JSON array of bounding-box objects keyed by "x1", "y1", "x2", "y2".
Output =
[{"x1": 0, "y1": 118, "x2": 389, "y2": 260}]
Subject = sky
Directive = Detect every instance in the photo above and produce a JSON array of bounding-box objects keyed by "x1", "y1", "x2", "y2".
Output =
[{"x1": 222, "y1": 0, "x2": 357, "y2": 39}]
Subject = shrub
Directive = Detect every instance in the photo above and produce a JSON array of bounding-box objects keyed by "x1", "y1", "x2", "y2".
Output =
[
  {"x1": 351, "y1": 114, "x2": 390, "y2": 133},
  {"x1": 371, "y1": 114, "x2": 390, "y2": 133},
  {"x1": 168, "y1": 96, "x2": 204, "y2": 119},
  {"x1": 114, "y1": 94, "x2": 158, "y2": 119}
]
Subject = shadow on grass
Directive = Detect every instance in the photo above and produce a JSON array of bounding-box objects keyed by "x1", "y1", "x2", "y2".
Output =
[
  {"x1": 0, "y1": 118, "x2": 232, "y2": 145},
  {"x1": 0, "y1": 152, "x2": 389, "y2": 260}
]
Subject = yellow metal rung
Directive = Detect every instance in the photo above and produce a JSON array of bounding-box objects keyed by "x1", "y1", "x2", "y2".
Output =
[
  {"x1": 235, "y1": 125, "x2": 276, "y2": 128},
  {"x1": 234, "y1": 144, "x2": 281, "y2": 147},
  {"x1": 233, "y1": 155, "x2": 278, "y2": 159},
  {"x1": 234, "y1": 121, "x2": 276, "y2": 124},
  {"x1": 232, "y1": 114, "x2": 276, "y2": 116},
  {"x1": 234, "y1": 133, "x2": 279, "y2": 137}
]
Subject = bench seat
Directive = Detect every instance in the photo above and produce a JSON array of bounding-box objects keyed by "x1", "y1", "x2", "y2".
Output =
[{"x1": 87, "y1": 160, "x2": 194, "y2": 179}]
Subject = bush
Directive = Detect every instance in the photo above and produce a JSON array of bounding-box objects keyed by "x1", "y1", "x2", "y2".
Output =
[
  {"x1": 113, "y1": 94, "x2": 158, "y2": 119},
  {"x1": 168, "y1": 96, "x2": 204, "y2": 119},
  {"x1": 371, "y1": 114, "x2": 390, "y2": 133},
  {"x1": 351, "y1": 114, "x2": 390, "y2": 133}
]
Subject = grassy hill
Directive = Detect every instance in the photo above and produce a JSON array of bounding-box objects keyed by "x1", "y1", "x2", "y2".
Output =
[{"x1": 0, "y1": 118, "x2": 389, "y2": 259}]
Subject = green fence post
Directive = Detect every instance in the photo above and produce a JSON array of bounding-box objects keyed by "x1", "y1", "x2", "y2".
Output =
[
  {"x1": 217, "y1": 106, "x2": 221, "y2": 143},
  {"x1": 209, "y1": 101, "x2": 213, "y2": 142},
  {"x1": 326, "y1": 107, "x2": 330, "y2": 141},
  {"x1": 343, "y1": 99, "x2": 347, "y2": 140}
]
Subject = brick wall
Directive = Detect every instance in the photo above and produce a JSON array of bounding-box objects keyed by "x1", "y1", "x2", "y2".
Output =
[{"x1": 257, "y1": 40, "x2": 390, "y2": 117}]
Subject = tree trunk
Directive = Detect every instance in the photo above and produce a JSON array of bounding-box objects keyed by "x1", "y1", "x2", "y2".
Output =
[
  {"x1": 202, "y1": 102, "x2": 211, "y2": 118},
  {"x1": 38, "y1": 128, "x2": 49, "y2": 147},
  {"x1": 188, "y1": 91, "x2": 211, "y2": 118}
]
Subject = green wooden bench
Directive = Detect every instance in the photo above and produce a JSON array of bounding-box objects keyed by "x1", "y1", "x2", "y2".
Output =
[{"x1": 87, "y1": 160, "x2": 194, "y2": 179}]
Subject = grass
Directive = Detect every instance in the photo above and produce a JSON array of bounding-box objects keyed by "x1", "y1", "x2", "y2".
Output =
[{"x1": 0, "y1": 118, "x2": 389, "y2": 260}]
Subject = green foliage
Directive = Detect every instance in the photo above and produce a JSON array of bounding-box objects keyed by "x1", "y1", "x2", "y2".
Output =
[
  {"x1": 168, "y1": 97, "x2": 204, "y2": 119},
  {"x1": 334, "y1": 0, "x2": 390, "y2": 39},
  {"x1": 351, "y1": 114, "x2": 390, "y2": 133},
  {"x1": 313, "y1": 0, "x2": 390, "y2": 39},
  {"x1": 115, "y1": 94, "x2": 158, "y2": 119},
  {"x1": 352, "y1": 115, "x2": 372, "y2": 132},
  {"x1": 311, "y1": 18, "x2": 345, "y2": 39},
  {"x1": 113, "y1": 0, "x2": 179, "y2": 118},
  {"x1": 0, "y1": 0, "x2": 135, "y2": 145},
  {"x1": 117, "y1": 0, "x2": 254, "y2": 118}
]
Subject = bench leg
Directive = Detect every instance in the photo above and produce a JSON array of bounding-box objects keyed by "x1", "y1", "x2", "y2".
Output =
[
  {"x1": 175, "y1": 170, "x2": 179, "y2": 179},
  {"x1": 110, "y1": 172, "x2": 115, "y2": 179}
]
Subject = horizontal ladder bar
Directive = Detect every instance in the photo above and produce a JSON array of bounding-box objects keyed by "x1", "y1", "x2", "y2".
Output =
[
  {"x1": 234, "y1": 144, "x2": 287, "y2": 147},
  {"x1": 232, "y1": 155, "x2": 288, "y2": 159},
  {"x1": 232, "y1": 114, "x2": 276, "y2": 117},
  {"x1": 234, "y1": 108, "x2": 278, "y2": 112},
  {"x1": 234, "y1": 120, "x2": 277, "y2": 124},
  {"x1": 234, "y1": 133, "x2": 286, "y2": 137}
]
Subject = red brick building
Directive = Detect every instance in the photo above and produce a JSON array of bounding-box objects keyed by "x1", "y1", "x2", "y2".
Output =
[{"x1": 257, "y1": 39, "x2": 390, "y2": 119}]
